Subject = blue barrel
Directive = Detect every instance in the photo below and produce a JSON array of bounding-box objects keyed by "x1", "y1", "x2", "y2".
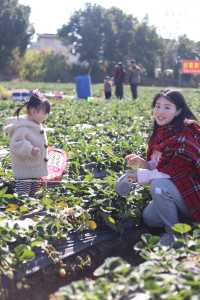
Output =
[{"x1": 75, "y1": 75, "x2": 92, "y2": 99}]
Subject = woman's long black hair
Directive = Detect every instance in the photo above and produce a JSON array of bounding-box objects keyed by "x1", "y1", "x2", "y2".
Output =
[{"x1": 14, "y1": 90, "x2": 51, "y2": 117}]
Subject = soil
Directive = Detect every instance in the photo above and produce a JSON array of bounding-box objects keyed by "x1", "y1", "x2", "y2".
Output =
[{"x1": 2, "y1": 227, "x2": 146, "y2": 300}]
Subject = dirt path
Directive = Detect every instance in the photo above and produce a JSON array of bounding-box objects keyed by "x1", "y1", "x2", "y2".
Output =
[{"x1": 4, "y1": 228, "x2": 145, "y2": 300}]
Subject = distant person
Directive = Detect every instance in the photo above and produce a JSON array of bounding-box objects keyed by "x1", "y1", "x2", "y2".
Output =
[
  {"x1": 128, "y1": 60, "x2": 142, "y2": 99},
  {"x1": 113, "y1": 62, "x2": 125, "y2": 99},
  {"x1": 104, "y1": 76, "x2": 112, "y2": 99},
  {"x1": 4, "y1": 90, "x2": 51, "y2": 197}
]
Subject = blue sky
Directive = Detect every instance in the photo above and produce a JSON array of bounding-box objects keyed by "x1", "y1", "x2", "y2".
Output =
[{"x1": 19, "y1": 0, "x2": 200, "y2": 41}]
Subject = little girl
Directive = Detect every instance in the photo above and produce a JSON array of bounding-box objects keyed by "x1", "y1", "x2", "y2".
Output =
[
  {"x1": 104, "y1": 76, "x2": 112, "y2": 99},
  {"x1": 4, "y1": 90, "x2": 51, "y2": 197},
  {"x1": 116, "y1": 89, "x2": 200, "y2": 246}
]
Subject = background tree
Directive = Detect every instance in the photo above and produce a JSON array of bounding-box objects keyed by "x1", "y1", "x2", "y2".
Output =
[
  {"x1": 102, "y1": 7, "x2": 138, "y2": 65},
  {"x1": 20, "y1": 49, "x2": 69, "y2": 82},
  {"x1": 0, "y1": 0, "x2": 34, "y2": 73},
  {"x1": 58, "y1": 4, "x2": 106, "y2": 70},
  {"x1": 58, "y1": 4, "x2": 138, "y2": 80},
  {"x1": 175, "y1": 35, "x2": 198, "y2": 83},
  {"x1": 159, "y1": 38, "x2": 178, "y2": 71},
  {"x1": 20, "y1": 49, "x2": 46, "y2": 81},
  {"x1": 132, "y1": 17, "x2": 163, "y2": 78},
  {"x1": 177, "y1": 35, "x2": 197, "y2": 59},
  {"x1": 42, "y1": 52, "x2": 68, "y2": 82}
]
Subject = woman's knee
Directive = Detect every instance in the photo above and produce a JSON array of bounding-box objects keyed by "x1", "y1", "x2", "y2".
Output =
[{"x1": 150, "y1": 179, "x2": 166, "y2": 195}]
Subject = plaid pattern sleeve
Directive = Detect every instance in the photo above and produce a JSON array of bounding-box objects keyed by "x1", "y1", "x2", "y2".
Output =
[{"x1": 147, "y1": 123, "x2": 200, "y2": 221}]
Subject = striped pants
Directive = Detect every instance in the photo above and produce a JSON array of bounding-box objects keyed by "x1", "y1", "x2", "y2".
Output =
[{"x1": 15, "y1": 179, "x2": 41, "y2": 197}]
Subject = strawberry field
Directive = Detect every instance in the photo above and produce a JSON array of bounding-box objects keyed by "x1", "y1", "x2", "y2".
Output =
[{"x1": 0, "y1": 84, "x2": 200, "y2": 300}]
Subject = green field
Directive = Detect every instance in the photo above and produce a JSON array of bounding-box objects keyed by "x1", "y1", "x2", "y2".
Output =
[{"x1": 0, "y1": 84, "x2": 200, "y2": 299}]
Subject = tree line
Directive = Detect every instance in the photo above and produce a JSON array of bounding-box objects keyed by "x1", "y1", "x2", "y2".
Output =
[{"x1": 1, "y1": 0, "x2": 200, "y2": 84}]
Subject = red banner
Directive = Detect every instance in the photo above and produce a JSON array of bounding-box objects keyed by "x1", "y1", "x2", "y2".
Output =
[{"x1": 181, "y1": 60, "x2": 200, "y2": 74}]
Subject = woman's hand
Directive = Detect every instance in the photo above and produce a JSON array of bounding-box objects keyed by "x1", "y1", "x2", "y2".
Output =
[{"x1": 125, "y1": 154, "x2": 147, "y2": 168}]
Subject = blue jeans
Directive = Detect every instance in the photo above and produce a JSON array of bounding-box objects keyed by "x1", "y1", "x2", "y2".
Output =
[
  {"x1": 143, "y1": 179, "x2": 190, "y2": 230},
  {"x1": 130, "y1": 83, "x2": 138, "y2": 99}
]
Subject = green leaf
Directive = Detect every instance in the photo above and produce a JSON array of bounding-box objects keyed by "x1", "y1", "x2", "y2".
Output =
[
  {"x1": 31, "y1": 239, "x2": 44, "y2": 248},
  {"x1": 106, "y1": 216, "x2": 116, "y2": 224},
  {"x1": 172, "y1": 223, "x2": 192, "y2": 234},
  {"x1": 14, "y1": 244, "x2": 35, "y2": 262}
]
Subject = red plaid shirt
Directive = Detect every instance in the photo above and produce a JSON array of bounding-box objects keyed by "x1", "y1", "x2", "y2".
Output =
[{"x1": 147, "y1": 122, "x2": 200, "y2": 221}]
